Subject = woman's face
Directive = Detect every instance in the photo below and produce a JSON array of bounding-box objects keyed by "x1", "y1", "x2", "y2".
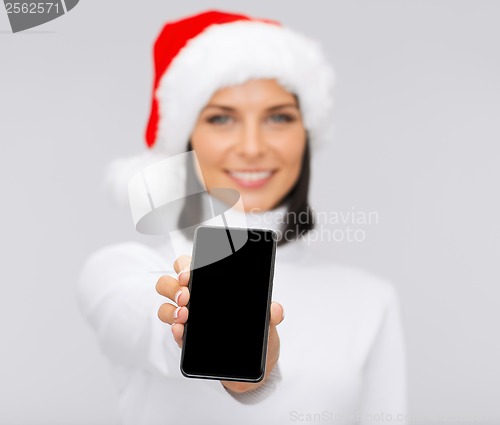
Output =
[{"x1": 190, "y1": 78, "x2": 307, "y2": 212}]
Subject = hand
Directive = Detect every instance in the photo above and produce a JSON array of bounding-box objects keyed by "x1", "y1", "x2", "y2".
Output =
[{"x1": 156, "y1": 255, "x2": 285, "y2": 393}]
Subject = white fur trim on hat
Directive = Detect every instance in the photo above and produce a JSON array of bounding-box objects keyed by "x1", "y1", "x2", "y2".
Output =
[{"x1": 156, "y1": 20, "x2": 336, "y2": 156}]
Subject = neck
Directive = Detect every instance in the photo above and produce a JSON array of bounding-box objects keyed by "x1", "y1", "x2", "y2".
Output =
[{"x1": 209, "y1": 196, "x2": 289, "y2": 233}]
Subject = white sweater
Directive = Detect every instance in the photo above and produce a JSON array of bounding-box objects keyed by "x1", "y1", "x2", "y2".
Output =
[{"x1": 77, "y1": 206, "x2": 407, "y2": 425}]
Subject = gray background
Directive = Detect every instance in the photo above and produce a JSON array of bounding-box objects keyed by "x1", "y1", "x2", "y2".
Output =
[{"x1": 1, "y1": 1, "x2": 499, "y2": 424}]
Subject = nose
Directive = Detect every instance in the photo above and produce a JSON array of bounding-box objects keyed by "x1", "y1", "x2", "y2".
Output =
[{"x1": 235, "y1": 120, "x2": 268, "y2": 158}]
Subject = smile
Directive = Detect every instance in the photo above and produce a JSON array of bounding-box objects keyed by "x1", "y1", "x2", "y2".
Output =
[{"x1": 225, "y1": 169, "x2": 276, "y2": 188}]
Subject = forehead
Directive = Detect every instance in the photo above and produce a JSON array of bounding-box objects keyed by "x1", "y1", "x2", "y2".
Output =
[{"x1": 206, "y1": 79, "x2": 297, "y2": 107}]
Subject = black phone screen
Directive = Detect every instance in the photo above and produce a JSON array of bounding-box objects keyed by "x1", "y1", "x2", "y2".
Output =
[{"x1": 180, "y1": 225, "x2": 277, "y2": 382}]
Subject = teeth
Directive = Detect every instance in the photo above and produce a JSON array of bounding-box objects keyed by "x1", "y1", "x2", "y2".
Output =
[{"x1": 229, "y1": 170, "x2": 272, "y2": 181}]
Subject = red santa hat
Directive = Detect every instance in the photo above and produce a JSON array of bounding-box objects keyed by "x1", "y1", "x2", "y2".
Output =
[{"x1": 105, "y1": 10, "x2": 335, "y2": 205}]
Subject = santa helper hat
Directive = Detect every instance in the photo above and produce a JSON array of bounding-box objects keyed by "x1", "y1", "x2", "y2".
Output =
[{"x1": 105, "y1": 10, "x2": 336, "y2": 205}]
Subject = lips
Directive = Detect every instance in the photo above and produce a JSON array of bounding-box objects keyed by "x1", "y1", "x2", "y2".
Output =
[{"x1": 226, "y1": 169, "x2": 276, "y2": 188}]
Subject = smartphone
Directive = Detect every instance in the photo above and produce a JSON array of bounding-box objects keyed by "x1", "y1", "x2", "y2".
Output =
[{"x1": 180, "y1": 225, "x2": 277, "y2": 383}]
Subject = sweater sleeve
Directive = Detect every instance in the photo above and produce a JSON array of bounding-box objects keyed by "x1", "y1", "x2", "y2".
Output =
[
  {"x1": 77, "y1": 242, "x2": 182, "y2": 376},
  {"x1": 358, "y1": 285, "x2": 408, "y2": 425},
  {"x1": 76, "y1": 242, "x2": 280, "y2": 403}
]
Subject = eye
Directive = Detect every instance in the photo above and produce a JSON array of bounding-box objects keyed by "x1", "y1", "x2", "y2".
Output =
[
  {"x1": 206, "y1": 114, "x2": 233, "y2": 125},
  {"x1": 268, "y1": 113, "x2": 296, "y2": 123}
]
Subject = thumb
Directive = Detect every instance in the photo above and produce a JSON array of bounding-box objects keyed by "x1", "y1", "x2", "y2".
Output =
[{"x1": 269, "y1": 301, "x2": 285, "y2": 327}]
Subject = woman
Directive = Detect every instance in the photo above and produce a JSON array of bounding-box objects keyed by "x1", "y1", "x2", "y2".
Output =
[{"x1": 78, "y1": 10, "x2": 407, "y2": 425}]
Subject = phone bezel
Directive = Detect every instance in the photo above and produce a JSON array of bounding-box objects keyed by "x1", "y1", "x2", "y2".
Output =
[{"x1": 179, "y1": 225, "x2": 277, "y2": 383}]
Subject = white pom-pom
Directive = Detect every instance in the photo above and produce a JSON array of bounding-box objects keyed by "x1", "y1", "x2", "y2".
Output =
[{"x1": 101, "y1": 149, "x2": 167, "y2": 207}]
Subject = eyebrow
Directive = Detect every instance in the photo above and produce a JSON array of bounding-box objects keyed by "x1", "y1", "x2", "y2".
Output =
[{"x1": 202, "y1": 103, "x2": 299, "y2": 112}]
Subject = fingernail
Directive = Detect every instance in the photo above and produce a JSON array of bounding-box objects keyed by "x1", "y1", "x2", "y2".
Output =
[
  {"x1": 282, "y1": 307, "x2": 285, "y2": 320},
  {"x1": 178, "y1": 267, "x2": 190, "y2": 278},
  {"x1": 174, "y1": 306, "x2": 181, "y2": 319},
  {"x1": 174, "y1": 289, "x2": 182, "y2": 304}
]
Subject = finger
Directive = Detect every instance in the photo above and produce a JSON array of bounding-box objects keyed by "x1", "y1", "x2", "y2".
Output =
[
  {"x1": 173, "y1": 255, "x2": 192, "y2": 275},
  {"x1": 155, "y1": 275, "x2": 178, "y2": 298},
  {"x1": 156, "y1": 275, "x2": 190, "y2": 306},
  {"x1": 158, "y1": 303, "x2": 189, "y2": 325},
  {"x1": 269, "y1": 301, "x2": 285, "y2": 327},
  {"x1": 178, "y1": 269, "x2": 190, "y2": 287},
  {"x1": 171, "y1": 323, "x2": 184, "y2": 348}
]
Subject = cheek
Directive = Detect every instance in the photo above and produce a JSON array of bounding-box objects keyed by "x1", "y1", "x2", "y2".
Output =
[
  {"x1": 191, "y1": 130, "x2": 224, "y2": 169},
  {"x1": 190, "y1": 135, "x2": 229, "y2": 188},
  {"x1": 277, "y1": 139, "x2": 305, "y2": 175},
  {"x1": 284, "y1": 157, "x2": 303, "y2": 189}
]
